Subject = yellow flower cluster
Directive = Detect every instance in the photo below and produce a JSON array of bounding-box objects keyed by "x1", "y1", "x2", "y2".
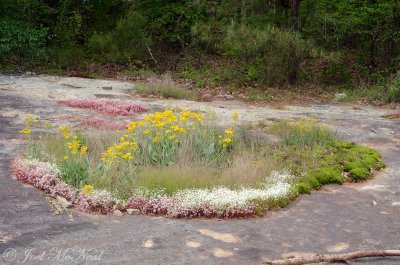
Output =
[
  {"x1": 179, "y1": 110, "x2": 202, "y2": 123},
  {"x1": 19, "y1": 128, "x2": 31, "y2": 135},
  {"x1": 102, "y1": 109, "x2": 203, "y2": 163},
  {"x1": 232, "y1": 111, "x2": 239, "y2": 124},
  {"x1": 126, "y1": 121, "x2": 146, "y2": 132},
  {"x1": 66, "y1": 139, "x2": 88, "y2": 156},
  {"x1": 19, "y1": 114, "x2": 38, "y2": 136},
  {"x1": 142, "y1": 109, "x2": 201, "y2": 129},
  {"x1": 219, "y1": 128, "x2": 235, "y2": 148},
  {"x1": 82, "y1": 184, "x2": 93, "y2": 195},
  {"x1": 58, "y1": 128, "x2": 89, "y2": 159},
  {"x1": 58, "y1": 126, "x2": 71, "y2": 139},
  {"x1": 141, "y1": 109, "x2": 200, "y2": 143},
  {"x1": 101, "y1": 141, "x2": 137, "y2": 163}
]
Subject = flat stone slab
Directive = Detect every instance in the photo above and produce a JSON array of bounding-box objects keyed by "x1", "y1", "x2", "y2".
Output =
[{"x1": 0, "y1": 75, "x2": 400, "y2": 264}]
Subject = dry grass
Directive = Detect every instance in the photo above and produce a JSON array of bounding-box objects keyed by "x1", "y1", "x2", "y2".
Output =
[{"x1": 134, "y1": 76, "x2": 195, "y2": 99}]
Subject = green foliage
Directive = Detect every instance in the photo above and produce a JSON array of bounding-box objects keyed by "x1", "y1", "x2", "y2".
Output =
[
  {"x1": 302, "y1": 0, "x2": 400, "y2": 70},
  {"x1": 60, "y1": 157, "x2": 89, "y2": 188},
  {"x1": 1, "y1": 0, "x2": 399, "y2": 96},
  {"x1": 46, "y1": 45, "x2": 87, "y2": 70},
  {"x1": 319, "y1": 140, "x2": 385, "y2": 183},
  {"x1": 305, "y1": 176, "x2": 321, "y2": 189},
  {"x1": 88, "y1": 10, "x2": 148, "y2": 63},
  {"x1": 270, "y1": 119, "x2": 336, "y2": 147},
  {"x1": 321, "y1": 63, "x2": 351, "y2": 85},
  {"x1": 0, "y1": 20, "x2": 46, "y2": 63},
  {"x1": 250, "y1": 195, "x2": 294, "y2": 216},
  {"x1": 134, "y1": 79, "x2": 195, "y2": 99},
  {"x1": 195, "y1": 24, "x2": 314, "y2": 85},
  {"x1": 348, "y1": 168, "x2": 370, "y2": 182},
  {"x1": 295, "y1": 182, "x2": 312, "y2": 194},
  {"x1": 132, "y1": 0, "x2": 201, "y2": 45},
  {"x1": 310, "y1": 167, "x2": 344, "y2": 185},
  {"x1": 387, "y1": 71, "x2": 400, "y2": 102}
]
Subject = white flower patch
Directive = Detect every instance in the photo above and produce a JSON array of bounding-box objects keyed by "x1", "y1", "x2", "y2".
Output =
[
  {"x1": 174, "y1": 170, "x2": 294, "y2": 210},
  {"x1": 23, "y1": 157, "x2": 61, "y2": 177}
]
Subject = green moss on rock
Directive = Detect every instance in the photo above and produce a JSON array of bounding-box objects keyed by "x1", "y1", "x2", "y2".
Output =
[
  {"x1": 306, "y1": 176, "x2": 321, "y2": 189},
  {"x1": 310, "y1": 167, "x2": 344, "y2": 185},
  {"x1": 295, "y1": 182, "x2": 312, "y2": 194},
  {"x1": 349, "y1": 167, "x2": 371, "y2": 181}
]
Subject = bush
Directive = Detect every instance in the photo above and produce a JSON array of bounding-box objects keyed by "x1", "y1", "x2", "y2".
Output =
[
  {"x1": 46, "y1": 46, "x2": 87, "y2": 70},
  {"x1": 0, "y1": 20, "x2": 46, "y2": 63},
  {"x1": 321, "y1": 63, "x2": 351, "y2": 85}
]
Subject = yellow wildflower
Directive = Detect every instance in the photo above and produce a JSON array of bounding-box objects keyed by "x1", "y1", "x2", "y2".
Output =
[
  {"x1": 122, "y1": 152, "x2": 133, "y2": 159},
  {"x1": 23, "y1": 114, "x2": 35, "y2": 124},
  {"x1": 58, "y1": 126, "x2": 71, "y2": 139},
  {"x1": 80, "y1": 145, "x2": 88, "y2": 155},
  {"x1": 63, "y1": 155, "x2": 69, "y2": 160},
  {"x1": 82, "y1": 184, "x2": 93, "y2": 195},
  {"x1": 67, "y1": 140, "x2": 81, "y2": 154},
  {"x1": 223, "y1": 138, "x2": 232, "y2": 144},
  {"x1": 19, "y1": 128, "x2": 31, "y2": 135},
  {"x1": 225, "y1": 129, "x2": 234, "y2": 136}
]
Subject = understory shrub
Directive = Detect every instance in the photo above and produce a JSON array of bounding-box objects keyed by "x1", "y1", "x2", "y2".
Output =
[
  {"x1": 194, "y1": 24, "x2": 314, "y2": 85},
  {"x1": 0, "y1": 20, "x2": 46, "y2": 64},
  {"x1": 386, "y1": 71, "x2": 400, "y2": 102},
  {"x1": 87, "y1": 10, "x2": 148, "y2": 63}
]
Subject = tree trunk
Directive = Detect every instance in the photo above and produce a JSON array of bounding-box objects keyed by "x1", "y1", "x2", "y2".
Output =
[
  {"x1": 288, "y1": 0, "x2": 301, "y2": 85},
  {"x1": 291, "y1": 0, "x2": 300, "y2": 31}
]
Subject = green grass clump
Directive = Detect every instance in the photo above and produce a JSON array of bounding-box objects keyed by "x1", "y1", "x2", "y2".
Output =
[
  {"x1": 134, "y1": 80, "x2": 195, "y2": 99},
  {"x1": 269, "y1": 119, "x2": 335, "y2": 147}
]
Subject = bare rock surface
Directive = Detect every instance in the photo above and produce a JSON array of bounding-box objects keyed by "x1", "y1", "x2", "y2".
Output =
[{"x1": 0, "y1": 74, "x2": 400, "y2": 264}]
